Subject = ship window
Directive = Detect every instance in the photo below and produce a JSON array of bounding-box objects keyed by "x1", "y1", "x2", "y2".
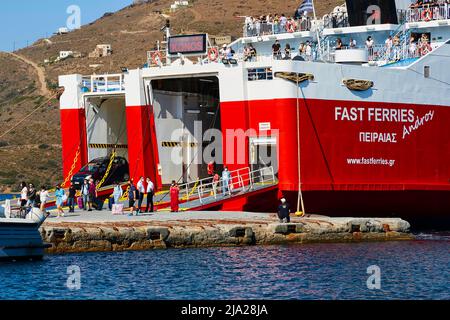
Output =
[{"x1": 248, "y1": 67, "x2": 273, "y2": 81}]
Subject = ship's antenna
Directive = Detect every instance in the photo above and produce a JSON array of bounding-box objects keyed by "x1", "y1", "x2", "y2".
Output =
[{"x1": 165, "y1": 19, "x2": 171, "y2": 65}]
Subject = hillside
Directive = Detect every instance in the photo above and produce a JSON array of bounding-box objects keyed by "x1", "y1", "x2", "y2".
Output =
[
  {"x1": 0, "y1": 52, "x2": 62, "y2": 192},
  {"x1": 0, "y1": 0, "x2": 343, "y2": 191}
]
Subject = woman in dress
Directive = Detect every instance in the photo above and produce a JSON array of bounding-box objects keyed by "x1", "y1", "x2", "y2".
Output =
[
  {"x1": 55, "y1": 184, "x2": 65, "y2": 218},
  {"x1": 170, "y1": 181, "x2": 180, "y2": 212},
  {"x1": 113, "y1": 181, "x2": 123, "y2": 205}
]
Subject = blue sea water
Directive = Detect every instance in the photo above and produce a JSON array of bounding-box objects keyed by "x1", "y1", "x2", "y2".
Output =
[{"x1": 0, "y1": 234, "x2": 449, "y2": 300}]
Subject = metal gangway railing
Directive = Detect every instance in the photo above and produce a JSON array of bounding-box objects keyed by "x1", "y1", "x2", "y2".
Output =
[
  {"x1": 171, "y1": 166, "x2": 277, "y2": 209},
  {"x1": 81, "y1": 74, "x2": 125, "y2": 93}
]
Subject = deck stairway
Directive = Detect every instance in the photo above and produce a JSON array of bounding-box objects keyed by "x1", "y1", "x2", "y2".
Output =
[{"x1": 155, "y1": 166, "x2": 279, "y2": 212}]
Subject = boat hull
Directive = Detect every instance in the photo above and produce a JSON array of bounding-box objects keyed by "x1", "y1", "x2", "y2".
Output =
[{"x1": 0, "y1": 220, "x2": 46, "y2": 261}]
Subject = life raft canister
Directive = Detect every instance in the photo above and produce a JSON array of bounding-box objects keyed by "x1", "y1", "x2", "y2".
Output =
[
  {"x1": 208, "y1": 47, "x2": 219, "y2": 62},
  {"x1": 151, "y1": 51, "x2": 162, "y2": 65},
  {"x1": 422, "y1": 8, "x2": 432, "y2": 22}
]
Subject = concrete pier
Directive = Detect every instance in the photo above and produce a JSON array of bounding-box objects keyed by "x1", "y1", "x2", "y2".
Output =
[{"x1": 40, "y1": 210, "x2": 413, "y2": 254}]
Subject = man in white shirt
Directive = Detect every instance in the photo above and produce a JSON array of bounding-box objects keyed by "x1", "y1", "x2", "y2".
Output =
[
  {"x1": 136, "y1": 177, "x2": 146, "y2": 214},
  {"x1": 305, "y1": 41, "x2": 312, "y2": 61},
  {"x1": 145, "y1": 177, "x2": 155, "y2": 213},
  {"x1": 385, "y1": 36, "x2": 393, "y2": 58},
  {"x1": 279, "y1": 14, "x2": 287, "y2": 32}
]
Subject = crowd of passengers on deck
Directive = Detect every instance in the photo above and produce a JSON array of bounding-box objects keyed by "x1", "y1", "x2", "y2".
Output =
[
  {"x1": 408, "y1": 0, "x2": 450, "y2": 21},
  {"x1": 333, "y1": 32, "x2": 432, "y2": 62},
  {"x1": 239, "y1": 39, "x2": 314, "y2": 62},
  {"x1": 244, "y1": 12, "x2": 311, "y2": 37}
]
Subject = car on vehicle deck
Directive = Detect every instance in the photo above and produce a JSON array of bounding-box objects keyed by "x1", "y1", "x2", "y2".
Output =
[{"x1": 71, "y1": 156, "x2": 130, "y2": 190}]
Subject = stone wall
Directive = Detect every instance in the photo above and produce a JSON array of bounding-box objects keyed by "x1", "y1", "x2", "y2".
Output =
[{"x1": 41, "y1": 217, "x2": 412, "y2": 254}]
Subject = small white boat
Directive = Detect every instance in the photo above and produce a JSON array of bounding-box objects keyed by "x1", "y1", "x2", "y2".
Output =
[{"x1": 0, "y1": 200, "x2": 49, "y2": 261}]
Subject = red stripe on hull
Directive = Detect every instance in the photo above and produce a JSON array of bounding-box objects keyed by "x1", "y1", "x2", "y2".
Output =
[
  {"x1": 60, "y1": 109, "x2": 88, "y2": 184},
  {"x1": 220, "y1": 98, "x2": 450, "y2": 192},
  {"x1": 125, "y1": 105, "x2": 161, "y2": 189}
]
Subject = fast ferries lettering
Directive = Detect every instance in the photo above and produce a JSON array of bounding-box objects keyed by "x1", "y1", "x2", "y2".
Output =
[{"x1": 334, "y1": 107, "x2": 434, "y2": 143}]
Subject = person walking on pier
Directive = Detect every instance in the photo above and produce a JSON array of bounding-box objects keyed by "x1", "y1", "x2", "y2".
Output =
[
  {"x1": 127, "y1": 181, "x2": 137, "y2": 216},
  {"x1": 277, "y1": 198, "x2": 291, "y2": 223},
  {"x1": 88, "y1": 179, "x2": 96, "y2": 212},
  {"x1": 81, "y1": 179, "x2": 90, "y2": 211},
  {"x1": 145, "y1": 177, "x2": 155, "y2": 213},
  {"x1": 39, "y1": 185, "x2": 50, "y2": 214},
  {"x1": 27, "y1": 183, "x2": 37, "y2": 212},
  {"x1": 113, "y1": 182, "x2": 123, "y2": 205},
  {"x1": 222, "y1": 167, "x2": 231, "y2": 196},
  {"x1": 55, "y1": 185, "x2": 66, "y2": 218},
  {"x1": 67, "y1": 183, "x2": 76, "y2": 213},
  {"x1": 137, "y1": 177, "x2": 146, "y2": 214},
  {"x1": 170, "y1": 181, "x2": 180, "y2": 212}
]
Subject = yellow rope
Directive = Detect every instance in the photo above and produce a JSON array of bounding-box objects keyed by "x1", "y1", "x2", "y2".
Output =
[
  {"x1": 61, "y1": 147, "x2": 81, "y2": 188},
  {"x1": 96, "y1": 150, "x2": 116, "y2": 190},
  {"x1": 181, "y1": 180, "x2": 199, "y2": 201}
]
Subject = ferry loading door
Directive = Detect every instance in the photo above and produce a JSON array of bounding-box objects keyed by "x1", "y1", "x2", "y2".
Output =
[
  {"x1": 249, "y1": 137, "x2": 278, "y2": 183},
  {"x1": 85, "y1": 96, "x2": 128, "y2": 161}
]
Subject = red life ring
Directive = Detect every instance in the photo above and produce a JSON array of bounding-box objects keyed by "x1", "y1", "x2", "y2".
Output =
[
  {"x1": 208, "y1": 47, "x2": 219, "y2": 61},
  {"x1": 151, "y1": 51, "x2": 162, "y2": 65},
  {"x1": 422, "y1": 8, "x2": 432, "y2": 22}
]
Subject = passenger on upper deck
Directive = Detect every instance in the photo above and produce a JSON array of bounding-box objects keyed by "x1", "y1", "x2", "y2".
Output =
[
  {"x1": 305, "y1": 41, "x2": 312, "y2": 61},
  {"x1": 272, "y1": 40, "x2": 282, "y2": 60},
  {"x1": 418, "y1": 33, "x2": 433, "y2": 55},
  {"x1": 243, "y1": 44, "x2": 257, "y2": 62},
  {"x1": 409, "y1": 35, "x2": 418, "y2": 57},
  {"x1": 335, "y1": 38, "x2": 343, "y2": 50},
  {"x1": 366, "y1": 36, "x2": 375, "y2": 60},
  {"x1": 284, "y1": 44, "x2": 291, "y2": 60}
]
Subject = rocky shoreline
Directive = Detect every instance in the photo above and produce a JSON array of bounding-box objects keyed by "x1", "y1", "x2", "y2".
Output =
[{"x1": 41, "y1": 214, "x2": 413, "y2": 254}]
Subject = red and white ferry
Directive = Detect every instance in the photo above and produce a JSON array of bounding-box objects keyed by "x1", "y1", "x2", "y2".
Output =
[{"x1": 58, "y1": 0, "x2": 450, "y2": 224}]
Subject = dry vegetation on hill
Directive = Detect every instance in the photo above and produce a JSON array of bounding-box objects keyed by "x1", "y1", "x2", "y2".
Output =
[{"x1": 0, "y1": 0, "x2": 342, "y2": 191}]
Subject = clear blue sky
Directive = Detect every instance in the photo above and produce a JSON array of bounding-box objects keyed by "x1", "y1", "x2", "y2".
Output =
[{"x1": 0, "y1": 0, "x2": 132, "y2": 52}]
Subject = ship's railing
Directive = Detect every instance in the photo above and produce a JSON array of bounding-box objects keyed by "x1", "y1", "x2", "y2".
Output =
[
  {"x1": 322, "y1": 42, "x2": 430, "y2": 64},
  {"x1": 81, "y1": 74, "x2": 125, "y2": 93},
  {"x1": 406, "y1": 4, "x2": 450, "y2": 23},
  {"x1": 163, "y1": 166, "x2": 277, "y2": 206},
  {"x1": 195, "y1": 166, "x2": 277, "y2": 205},
  {"x1": 243, "y1": 19, "x2": 312, "y2": 37}
]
